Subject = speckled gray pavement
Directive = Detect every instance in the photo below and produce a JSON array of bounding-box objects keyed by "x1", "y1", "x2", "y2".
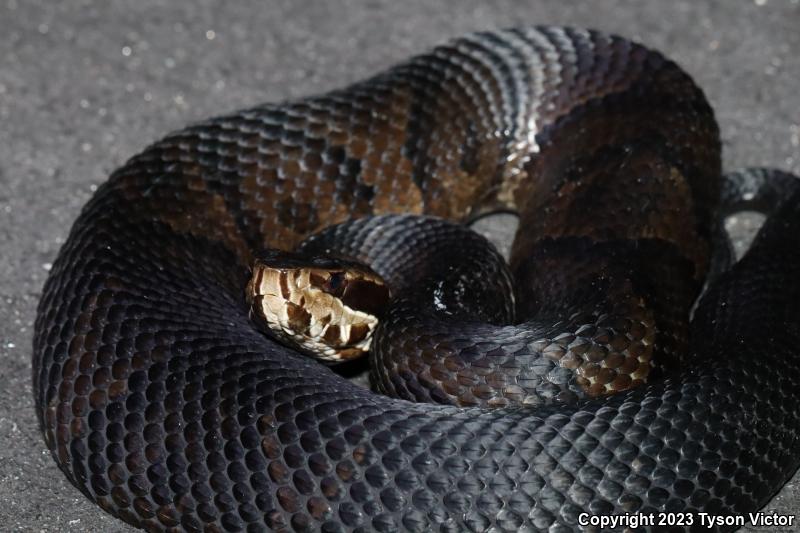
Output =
[{"x1": 1, "y1": 1, "x2": 799, "y2": 531}]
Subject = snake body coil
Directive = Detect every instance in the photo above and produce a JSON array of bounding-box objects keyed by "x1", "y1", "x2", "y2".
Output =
[{"x1": 33, "y1": 27, "x2": 800, "y2": 532}]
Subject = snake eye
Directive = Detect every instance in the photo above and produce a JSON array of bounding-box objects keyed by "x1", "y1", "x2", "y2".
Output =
[{"x1": 325, "y1": 272, "x2": 345, "y2": 295}]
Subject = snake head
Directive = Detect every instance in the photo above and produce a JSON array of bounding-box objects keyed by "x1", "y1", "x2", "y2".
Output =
[{"x1": 246, "y1": 250, "x2": 390, "y2": 362}]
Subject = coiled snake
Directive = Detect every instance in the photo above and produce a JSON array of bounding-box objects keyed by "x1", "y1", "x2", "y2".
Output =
[{"x1": 32, "y1": 27, "x2": 800, "y2": 532}]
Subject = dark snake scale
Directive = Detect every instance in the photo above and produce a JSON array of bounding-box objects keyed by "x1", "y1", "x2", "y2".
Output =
[{"x1": 33, "y1": 27, "x2": 800, "y2": 532}]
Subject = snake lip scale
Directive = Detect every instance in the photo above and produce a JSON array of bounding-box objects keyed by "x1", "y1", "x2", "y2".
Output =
[{"x1": 33, "y1": 26, "x2": 800, "y2": 532}]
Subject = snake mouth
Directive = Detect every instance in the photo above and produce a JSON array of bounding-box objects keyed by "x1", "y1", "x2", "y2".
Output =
[{"x1": 246, "y1": 251, "x2": 391, "y2": 362}]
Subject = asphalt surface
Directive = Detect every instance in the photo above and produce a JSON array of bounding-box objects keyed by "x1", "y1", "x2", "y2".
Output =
[{"x1": 1, "y1": 1, "x2": 799, "y2": 531}]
